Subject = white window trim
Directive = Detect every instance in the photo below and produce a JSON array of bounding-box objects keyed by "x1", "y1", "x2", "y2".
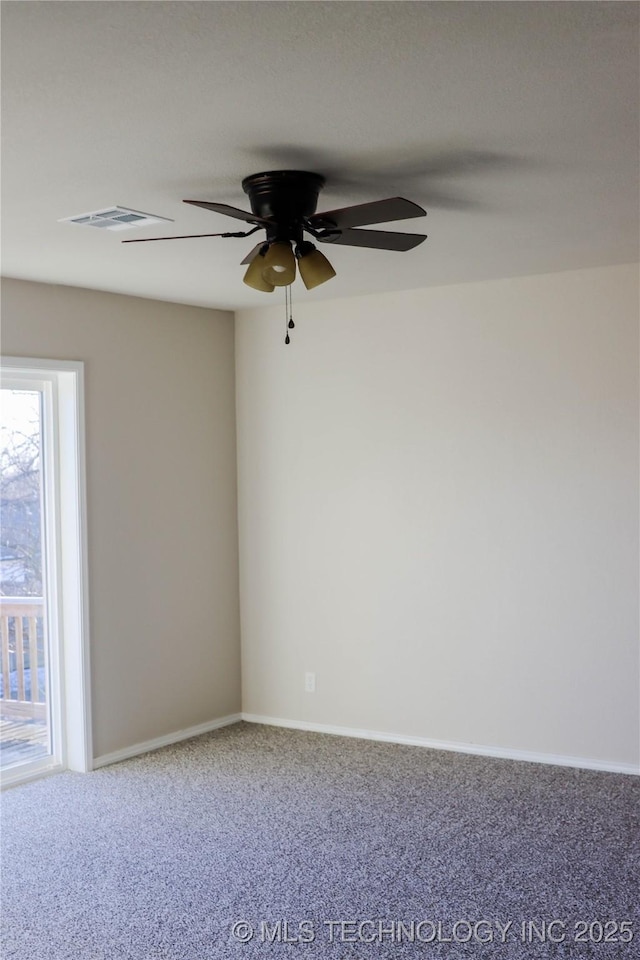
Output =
[{"x1": 1, "y1": 357, "x2": 92, "y2": 783}]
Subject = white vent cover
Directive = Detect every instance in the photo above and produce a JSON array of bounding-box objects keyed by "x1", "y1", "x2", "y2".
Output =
[{"x1": 58, "y1": 206, "x2": 172, "y2": 232}]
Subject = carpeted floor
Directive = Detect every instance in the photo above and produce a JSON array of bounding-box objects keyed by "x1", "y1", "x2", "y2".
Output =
[{"x1": 1, "y1": 721, "x2": 638, "y2": 959}]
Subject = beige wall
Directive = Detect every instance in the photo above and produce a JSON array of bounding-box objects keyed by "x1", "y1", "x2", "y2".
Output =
[
  {"x1": 3, "y1": 265, "x2": 638, "y2": 770},
  {"x1": 236, "y1": 264, "x2": 639, "y2": 767},
  {"x1": 1, "y1": 278, "x2": 241, "y2": 758}
]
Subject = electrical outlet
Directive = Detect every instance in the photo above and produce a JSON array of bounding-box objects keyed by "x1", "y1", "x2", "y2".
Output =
[{"x1": 304, "y1": 672, "x2": 316, "y2": 693}]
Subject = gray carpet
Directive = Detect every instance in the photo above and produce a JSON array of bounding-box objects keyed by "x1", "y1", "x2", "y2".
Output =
[{"x1": 1, "y1": 722, "x2": 638, "y2": 959}]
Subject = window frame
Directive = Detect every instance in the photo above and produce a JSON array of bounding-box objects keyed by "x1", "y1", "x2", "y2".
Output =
[{"x1": 1, "y1": 358, "x2": 91, "y2": 787}]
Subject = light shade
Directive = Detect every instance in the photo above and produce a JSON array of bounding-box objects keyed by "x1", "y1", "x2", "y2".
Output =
[
  {"x1": 243, "y1": 251, "x2": 275, "y2": 292},
  {"x1": 297, "y1": 244, "x2": 336, "y2": 290},
  {"x1": 262, "y1": 242, "x2": 296, "y2": 287}
]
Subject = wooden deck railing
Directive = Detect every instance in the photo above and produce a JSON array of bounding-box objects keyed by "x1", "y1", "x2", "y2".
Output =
[{"x1": 0, "y1": 598, "x2": 46, "y2": 721}]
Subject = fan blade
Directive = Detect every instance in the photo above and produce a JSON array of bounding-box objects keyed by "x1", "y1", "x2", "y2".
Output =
[
  {"x1": 308, "y1": 197, "x2": 425, "y2": 231},
  {"x1": 317, "y1": 228, "x2": 427, "y2": 251},
  {"x1": 183, "y1": 200, "x2": 270, "y2": 225},
  {"x1": 122, "y1": 232, "x2": 237, "y2": 244},
  {"x1": 240, "y1": 242, "x2": 267, "y2": 265}
]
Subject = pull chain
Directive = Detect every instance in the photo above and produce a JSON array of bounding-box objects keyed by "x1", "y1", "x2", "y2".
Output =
[
  {"x1": 284, "y1": 285, "x2": 290, "y2": 344},
  {"x1": 284, "y1": 285, "x2": 295, "y2": 344}
]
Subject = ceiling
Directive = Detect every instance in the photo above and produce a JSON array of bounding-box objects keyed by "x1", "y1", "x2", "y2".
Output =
[{"x1": 1, "y1": 1, "x2": 638, "y2": 311}]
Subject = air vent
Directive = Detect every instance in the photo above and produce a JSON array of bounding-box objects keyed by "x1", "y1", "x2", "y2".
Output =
[{"x1": 58, "y1": 206, "x2": 172, "y2": 232}]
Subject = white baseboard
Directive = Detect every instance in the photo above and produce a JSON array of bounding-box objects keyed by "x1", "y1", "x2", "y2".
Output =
[
  {"x1": 90, "y1": 710, "x2": 639, "y2": 776},
  {"x1": 92, "y1": 713, "x2": 242, "y2": 769},
  {"x1": 241, "y1": 713, "x2": 639, "y2": 776}
]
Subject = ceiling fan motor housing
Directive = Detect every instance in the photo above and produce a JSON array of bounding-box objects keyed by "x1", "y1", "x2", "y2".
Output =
[{"x1": 241, "y1": 171, "x2": 325, "y2": 244}]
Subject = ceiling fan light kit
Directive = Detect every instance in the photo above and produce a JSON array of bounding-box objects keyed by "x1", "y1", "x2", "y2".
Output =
[
  {"x1": 261, "y1": 241, "x2": 297, "y2": 287},
  {"x1": 296, "y1": 243, "x2": 337, "y2": 290},
  {"x1": 122, "y1": 169, "x2": 427, "y2": 341},
  {"x1": 242, "y1": 239, "x2": 337, "y2": 292},
  {"x1": 242, "y1": 246, "x2": 274, "y2": 292}
]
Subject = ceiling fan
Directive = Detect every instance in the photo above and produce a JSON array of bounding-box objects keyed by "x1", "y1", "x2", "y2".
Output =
[{"x1": 123, "y1": 170, "x2": 427, "y2": 293}]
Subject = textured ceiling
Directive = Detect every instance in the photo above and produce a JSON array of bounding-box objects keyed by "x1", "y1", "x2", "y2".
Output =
[{"x1": 1, "y1": 1, "x2": 638, "y2": 310}]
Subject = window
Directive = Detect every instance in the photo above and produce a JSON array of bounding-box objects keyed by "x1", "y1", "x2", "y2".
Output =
[{"x1": 0, "y1": 359, "x2": 91, "y2": 786}]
